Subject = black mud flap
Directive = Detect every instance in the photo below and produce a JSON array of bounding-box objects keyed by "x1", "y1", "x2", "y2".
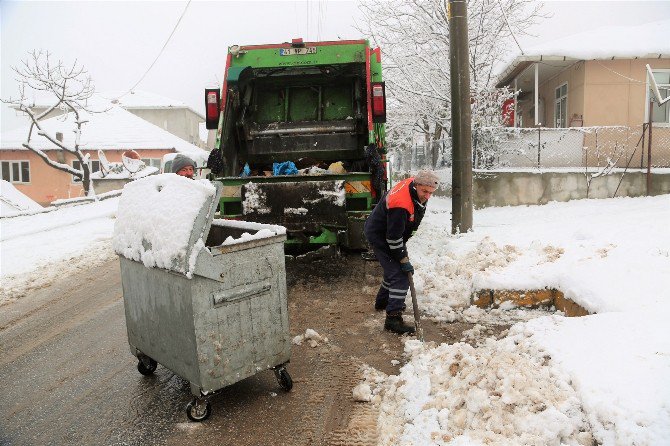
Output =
[{"x1": 241, "y1": 180, "x2": 347, "y2": 232}]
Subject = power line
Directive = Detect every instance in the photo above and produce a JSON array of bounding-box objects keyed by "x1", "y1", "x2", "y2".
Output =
[
  {"x1": 496, "y1": 0, "x2": 524, "y2": 56},
  {"x1": 596, "y1": 60, "x2": 644, "y2": 84},
  {"x1": 120, "y1": 0, "x2": 192, "y2": 98}
]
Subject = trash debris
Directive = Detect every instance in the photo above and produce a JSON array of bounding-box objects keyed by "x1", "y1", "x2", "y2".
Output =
[
  {"x1": 299, "y1": 166, "x2": 330, "y2": 175},
  {"x1": 327, "y1": 161, "x2": 346, "y2": 174},
  {"x1": 273, "y1": 161, "x2": 298, "y2": 176}
]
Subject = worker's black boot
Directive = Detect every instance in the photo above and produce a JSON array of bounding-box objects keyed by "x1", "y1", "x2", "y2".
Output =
[{"x1": 384, "y1": 312, "x2": 416, "y2": 335}]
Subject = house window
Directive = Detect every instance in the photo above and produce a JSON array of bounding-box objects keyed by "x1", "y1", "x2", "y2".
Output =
[
  {"x1": 649, "y1": 70, "x2": 670, "y2": 124},
  {"x1": 141, "y1": 158, "x2": 162, "y2": 169},
  {"x1": 72, "y1": 160, "x2": 101, "y2": 183},
  {"x1": 1, "y1": 160, "x2": 30, "y2": 183},
  {"x1": 554, "y1": 83, "x2": 568, "y2": 128}
]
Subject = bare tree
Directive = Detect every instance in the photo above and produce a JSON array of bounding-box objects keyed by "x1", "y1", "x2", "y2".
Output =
[
  {"x1": 2, "y1": 50, "x2": 97, "y2": 196},
  {"x1": 357, "y1": 0, "x2": 546, "y2": 163},
  {"x1": 583, "y1": 132, "x2": 626, "y2": 198}
]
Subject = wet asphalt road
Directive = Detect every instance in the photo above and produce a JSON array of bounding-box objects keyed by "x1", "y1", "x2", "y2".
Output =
[
  {"x1": 0, "y1": 260, "x2": 195, "y2": 446},
  {"x1": 0, "y1": 255, "x2": 476, "y2": 446},
  {"x1": 0, "y1": 257, "x2": 394, "y2": 446}
]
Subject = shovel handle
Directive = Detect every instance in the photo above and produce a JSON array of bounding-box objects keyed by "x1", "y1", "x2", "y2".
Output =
[{"x1": 407, "y1": 272, "x2": 424, "y2": 342}]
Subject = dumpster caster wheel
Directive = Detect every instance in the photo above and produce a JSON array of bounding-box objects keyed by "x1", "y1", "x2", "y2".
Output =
[
  {"x1": 137, "y1": 357, "x2": 157, "y2": 376},
  {"x1": 274, "y1": 367, "x2": 293, "y2": 392},
  {"x1": 186, "y1": 399, "x2": 211, "y2": 422}
]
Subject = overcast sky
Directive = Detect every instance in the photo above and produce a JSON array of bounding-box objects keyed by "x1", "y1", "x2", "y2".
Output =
[{"x1": 2, "y1": 0, "x2": 669, "y2": 133}]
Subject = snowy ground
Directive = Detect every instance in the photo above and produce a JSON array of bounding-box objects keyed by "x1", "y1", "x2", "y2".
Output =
[
  {"x1": 363, "y1": 194, "x2": 670, "y2": 445},
  {"x1": 0, "y1": 198, "x2": 119, "y2": 303},
  {"x1": 1, "y1": 191, "x2": 669, "y2": 444}
]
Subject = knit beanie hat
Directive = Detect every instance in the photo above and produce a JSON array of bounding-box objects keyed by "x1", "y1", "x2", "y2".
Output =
[
  {"x1": 171, "y1": 154, "x2": 196, "y2": 174},
  {"x1": 414, "y1": 170, "x2": 440, "y2": 187}
]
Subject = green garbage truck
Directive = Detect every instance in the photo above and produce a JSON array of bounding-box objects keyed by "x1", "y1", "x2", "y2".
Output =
[{"x1": 204, "y1": 38, "x2": 388, "y2": 250}]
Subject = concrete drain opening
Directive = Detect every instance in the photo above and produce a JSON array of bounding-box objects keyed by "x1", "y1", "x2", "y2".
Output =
[{"x1": 472, "y1": 288, "x2": 590, "y2": 317}]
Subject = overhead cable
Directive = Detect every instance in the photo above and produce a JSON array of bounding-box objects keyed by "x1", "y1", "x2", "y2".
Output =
[
  {"x1": 120, "y1": 0, "x2": 192, "y2": 99},
  {"x1": 496, "y1": 0, "x2": 524, "y2": 56}
]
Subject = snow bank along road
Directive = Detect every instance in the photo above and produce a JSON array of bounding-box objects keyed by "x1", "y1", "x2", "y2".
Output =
[
  {"x1": 1, "y1": 194, "x2": 669, "y2": 445},
  {"x1": 363, "y1": 194, "x2": 670, "y2": 445},
  {"x1": 0, "y1": 198, "x2": 119, "y2": 303}
]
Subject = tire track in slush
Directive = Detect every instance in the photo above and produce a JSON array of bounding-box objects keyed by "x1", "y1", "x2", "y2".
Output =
[
  {"x1": 287, "y1": 262, "x2": 389, "y2": 446},
  {"x1": 290, "y1": 346, "x2": 380, "y2": 446}
]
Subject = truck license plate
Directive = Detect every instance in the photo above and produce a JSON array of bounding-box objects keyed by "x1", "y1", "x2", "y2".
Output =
[{"x1": 280, "y1": 47, "x2": 317, "y2": 56}]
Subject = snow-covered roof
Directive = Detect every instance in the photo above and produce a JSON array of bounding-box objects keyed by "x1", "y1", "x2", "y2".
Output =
[
  {"x1": 0, "y1": 180, "x2": 43, "y2": 217},
  {"x1": 0, "y1": 105, "x2": 207, "y2": 158},
  {"x1": 11, "y1": 89, "x2": 205, "y2": 119},
  {"x1": 496, "y1": 19, "x2": 670, "y2": 87},
  {"x1": 99, "y1": 90, "x2": 189, "y2": 108}
]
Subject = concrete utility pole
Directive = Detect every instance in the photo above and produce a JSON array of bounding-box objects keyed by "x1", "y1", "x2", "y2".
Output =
[{"x1": 449, "y1": 0, "x2": 473, "y2": 234}]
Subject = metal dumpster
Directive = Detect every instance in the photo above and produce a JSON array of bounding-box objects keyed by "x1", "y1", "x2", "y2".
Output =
[{"x1": 113, "y1": 174, "x2": 291, "y2": 421}]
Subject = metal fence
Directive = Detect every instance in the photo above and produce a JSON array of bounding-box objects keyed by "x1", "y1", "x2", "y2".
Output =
[{"x1": 391, "y1": 125, "x2": 670, "y2": 171}]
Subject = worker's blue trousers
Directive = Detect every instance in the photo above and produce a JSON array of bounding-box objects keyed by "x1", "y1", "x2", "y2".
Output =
[{"x1": 370, "y1": 244, "x2": 409, "y2": 314}]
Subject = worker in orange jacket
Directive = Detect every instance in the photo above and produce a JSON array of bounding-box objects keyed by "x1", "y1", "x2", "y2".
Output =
[{"x1": 363, "y1": 170, "x2": 439, "y2": 334}]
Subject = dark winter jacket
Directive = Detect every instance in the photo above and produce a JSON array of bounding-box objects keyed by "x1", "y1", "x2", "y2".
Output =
[{"x1": 364, "y1": 178, "x2": 427, "y2": 261}]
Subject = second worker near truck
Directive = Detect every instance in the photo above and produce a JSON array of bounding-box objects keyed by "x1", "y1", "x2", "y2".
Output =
[{"x1": 364, "y1": 170, "x2": 440, "y2": 335}]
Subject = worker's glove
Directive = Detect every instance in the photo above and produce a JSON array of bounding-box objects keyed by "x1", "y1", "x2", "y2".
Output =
[{"x1": 399, "y1": 257, "x2": 414, "y2": 274}]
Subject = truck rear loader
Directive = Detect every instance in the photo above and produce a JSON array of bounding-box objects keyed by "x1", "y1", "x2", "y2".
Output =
[{"x1": 205, "y1": 38, "x2": 388, "y2": 250}]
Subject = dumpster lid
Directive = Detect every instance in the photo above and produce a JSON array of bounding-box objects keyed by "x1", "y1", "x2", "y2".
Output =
[{"x1": 113, "y1": 174, "x2": 222, "y2": 277}]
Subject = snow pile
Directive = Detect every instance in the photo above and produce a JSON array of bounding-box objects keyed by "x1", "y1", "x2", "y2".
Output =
[
  {"x1": 292, "y1": 328, "x2": 328, "y2": 347},
  {"x1": 0, "y1": 180, "x2": 43, "y2": 217},
  {"x1": 112, "y1": 174, "x2": 216, "y2": 276},
  {"x1": 352, "y1": 383, "x2": 373, "y2": 402},
  {"x1": 410, "y1": 195, "x2": 670, "y2": 315},
  {"x1": 408, "y1": 235, "x2": 521, "y2": 321},
  {"x1": 371, "y1": 195, "x2": 670, "y2": 445},
  {"x1": 527, "y1": 311, "x2": 670, "y2": 445},
  {"x1": 356, "y1": 364, "x2": 390, "y2": 405},
  {"x1": 377, "y1": 336, "x2": 591, "y2": 446}
]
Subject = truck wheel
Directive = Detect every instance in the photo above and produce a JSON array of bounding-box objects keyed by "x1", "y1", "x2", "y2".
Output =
[
  {"x1": 137, "y1": 357, "x2": 157, "y2": 375},
  {"x1": 274, "y1": 367, "x2": 293, "y2": 392},
  {"x1": 186, "y1": 399, "x2": 211, "y2": 422}
]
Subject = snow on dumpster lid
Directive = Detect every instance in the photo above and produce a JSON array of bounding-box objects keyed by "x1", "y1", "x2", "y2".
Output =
[
  {"x1": 211, "y1": 219, "x2": 287, "y2": 247},
  {"x1": 113, "y1": 174, "x2": 219, "y2": 277}
]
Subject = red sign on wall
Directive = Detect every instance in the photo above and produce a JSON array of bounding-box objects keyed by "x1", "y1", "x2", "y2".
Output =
[{"x1": 502, "y1": 98, "x2": 515, "y2": 127}]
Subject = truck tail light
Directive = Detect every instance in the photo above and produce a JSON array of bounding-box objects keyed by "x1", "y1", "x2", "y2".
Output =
[
  {"x1": 371, "y1": 82, "x2": 386, "y2": 123},
  {"x1": 205, "y1": 88, "x2": 220, "y2": 130}
]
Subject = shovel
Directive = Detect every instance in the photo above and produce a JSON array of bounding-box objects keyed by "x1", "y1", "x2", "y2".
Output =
[{"x1": 407, "y1": 272, "x2": 424, "y2": 342}]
